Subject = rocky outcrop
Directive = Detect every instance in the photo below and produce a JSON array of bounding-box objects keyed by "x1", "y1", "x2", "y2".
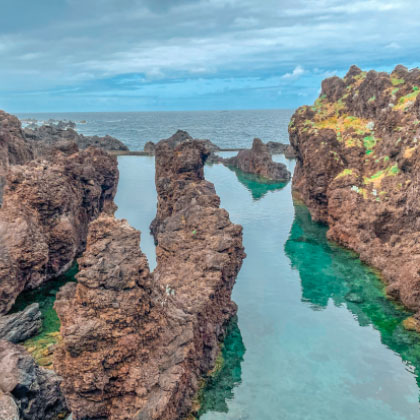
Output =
[
  {"x1": 0, "y1": 147, "x2": 118, "y2": 314},
  {"x1": 54, "y1": 140, "x2": 245, "y2": 420},
  {"x1": 0, "y1": 111, "x2": 33, "y2": 205},
  {"x1": 0, "y1": 303, "x2": 41, "y2": 343},
  {"x1": 289, "y1": 64, "x2": 420, "y2": 316},
  {"x1": 144, "y1": 130, "x2": 220, "y2": 156},
  {"x1": 266, "y1": 141, "x2": 296, "y2": 158},
  {"x1": 223, "y1": 138, "x2": 291, "y2": 181},
  {"x1": 24, "y1": 124, "x2": 129, "y2": 155},
  {"x1": 0, "y1": 340, "x2": 67, "y2": 420}
]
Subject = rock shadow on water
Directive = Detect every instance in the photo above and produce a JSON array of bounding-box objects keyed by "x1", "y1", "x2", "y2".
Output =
[
  {"x1": 197, "y1": 317, "x2": 246, "y2": 417},
  {"x1": 284, "y1": 203, "x2": 420, "y2": 390},
  {"x1": 225, "y1": 165, "x2": 288, "y2": 200}
]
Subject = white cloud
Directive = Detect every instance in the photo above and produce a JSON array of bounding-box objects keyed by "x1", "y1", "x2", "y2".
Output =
[{"x1": 282, "y1": 65, "x2": 305, "y2": 79}]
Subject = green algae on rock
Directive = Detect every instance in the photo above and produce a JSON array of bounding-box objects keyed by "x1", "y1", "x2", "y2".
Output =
[{"x1": 289, "y1": 64, "x2": 420, "y2": 319}]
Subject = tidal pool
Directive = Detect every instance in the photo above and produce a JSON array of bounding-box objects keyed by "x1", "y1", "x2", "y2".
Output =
[{"x1": 116, "y1": 155, "x2": 420, "y2": 420}]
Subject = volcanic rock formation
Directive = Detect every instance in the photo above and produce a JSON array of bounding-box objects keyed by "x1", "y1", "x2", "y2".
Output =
[
  {"x1": 54, "y1": 140, "x2": 245, "y2": 420},
  {"x1": 0, "y1": 111, "x2": 33, "y2": 204},
  {"x1": 0, "y1": 146, "x2": 118, "y2": 314},
  {"x1": 143, "y1": 129, "x2": 220, "y2": 156},
  {"x1": 223, "y1": 138, "x2": 291, "y2": 181},
  {"x1": 290, "y1": 64, "x2": 420, "y2": 316},
  {"x1": 24, "y1": 124, "x2": 129, "y2": 155},
  {"x1": 0, "y1": 340, "x2": 67, "y2": 420},
  {"x1": 266, "y1": 141, "x2": 296, "y2": 158}
]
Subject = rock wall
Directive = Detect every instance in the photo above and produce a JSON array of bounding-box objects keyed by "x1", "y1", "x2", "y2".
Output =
[
  {"x1": 223, "y1": 138, "x2": 291, "y2": 181},
  {"x1": 0, "y1": 111, "x2": 33, "y2": 204},
  {"x1": 0, "y1": 147, "x2": 118, "y2": 314},
  {"x1": 55, "y1": 140, "x2": 245, "y2": 419},
  {"x1": 289, "y1": 64, "x2": 420, "y2": 315}
]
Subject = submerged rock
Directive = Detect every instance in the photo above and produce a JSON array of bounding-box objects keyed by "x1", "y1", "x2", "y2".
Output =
[
  {"x1": 55, "y1": 140, "x2": 245, "y2": 420},
  {"x1": 289, "y1": 64, "x2": 420, "y2": 315},
  {"x1": 0, "y1": 147, "x2": 119, "y2": 314},
  {"x1": 0, "y1": 303, "x2": 42, "y2": 343},
  {"x1": 223, "y1": 138, "x2": 291, "y2": 181},
  {"x1": 0, "y1": 340, "x2": 67, "y2": 420}
]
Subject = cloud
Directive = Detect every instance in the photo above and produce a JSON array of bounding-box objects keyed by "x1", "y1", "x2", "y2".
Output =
[
  {"x1": 282, "y1": 65, "x2": 305, "y2": 79},
  {"x1": 1, "y1": 0, "x2": 420, "y2": 111}
]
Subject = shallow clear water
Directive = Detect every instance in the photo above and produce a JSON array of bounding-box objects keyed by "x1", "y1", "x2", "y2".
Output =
[
  {"x1": 17, "y1": 110, "x2": 293, "y2": 150},
  {"x1": 114, "y1": 156, "x2": 420, "y2": 420}
]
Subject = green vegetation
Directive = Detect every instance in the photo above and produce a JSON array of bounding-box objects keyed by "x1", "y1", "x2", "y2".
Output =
[
  {"x1": 394, "y1": 89, "x2": 420, "y2": 111},
  {"x1": 391, "y1": 77, "x2": 405, "y2": 86},
  {"x1": 335, "y1": 168, "x2": 354, "y2": 179},
  {"x1": 363, "y1": 164, "x2": 400, "y2": 188},
  {"x1": 363, "y1": 135, "x2": 378, "y2": 155},
  {"x1": 368, "y1": 95, "x2": 376, "y2": 103},
  {"x1": 11, "y1": 263, "x2": 77, "y2": 368}
]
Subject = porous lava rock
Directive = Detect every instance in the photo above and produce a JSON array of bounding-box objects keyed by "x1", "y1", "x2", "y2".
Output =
[
  {"x1": 290, "y1": 64, "x2": 420, "y2": 315},
  {"x1": 223, "y1": 138, "x2": 291, "y2": 181},
  {"x1": 54, "y1": 140, "x2": 245, "y2": 420},
  {"x1": 0, "y1": 147, "x2": 118, "y2": 314}
]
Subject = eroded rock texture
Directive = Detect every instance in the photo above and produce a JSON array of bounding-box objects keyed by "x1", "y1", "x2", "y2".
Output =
[
  {"x1": 290, "y1": 64, "x2": 420, "y2": 314},
  {"x1": 0, "y1": 111, "x2": 33, "y2": 205},
  {"x1": 55, "y1": 140, "x2": 245, "y2": 420},
  {"x1": 224, "y1": 138, "x2": 291, "y2": 181},
  {"x1": 0, "y1": 147, "x2": 118, "y2": 314},
  {"x1": 143, "y1": 129, "x2": 220, "y2": 156},
  {"x1": 0, "y1": 340, "x2": 67, "y2": 420}
]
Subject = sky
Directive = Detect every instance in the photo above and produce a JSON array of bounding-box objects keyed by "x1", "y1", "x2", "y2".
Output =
[{"x1": 2, "y1": 0, "x2": 420, "y2": 112}]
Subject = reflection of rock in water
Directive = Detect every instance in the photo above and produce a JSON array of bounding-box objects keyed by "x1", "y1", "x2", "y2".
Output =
[
  {"x1": 284, "y1": 203, "x2": 420, "y2": 387},
  {"x1": 198, "y1": 317, "x2": 245, "y2": 417},
  {"x1": 226, "y1": 166, "x2": 288, "y2": 200}
]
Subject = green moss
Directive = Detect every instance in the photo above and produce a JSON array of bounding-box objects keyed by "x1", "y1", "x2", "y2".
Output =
[
  {"x1": 335, "y1": 168, "x2": 354, "y2": 179},
  {"x1": 391, "y1": 77, "x2": 405, "y2": 86},
  {"x1": 368, "y1": 95, "x2": 376, "y2": 103},
  {"x1": 363, "y1": 135, "x2": 378, "y2": 155},
  {"x1": 392, "y1": 87, "x2": 400, "y2": 95},
  {"x1": 11, "y1": 263, "x2": 77, "y2": 367}
]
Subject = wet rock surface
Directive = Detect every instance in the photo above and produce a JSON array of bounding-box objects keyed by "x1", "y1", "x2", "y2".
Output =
[
  {"x1": 289, "y1": 64, "x2": 420, "y2": 315},
  {"x1": 0, "y1": 303, "x2": 42, "y2": 343},
  {"x1": 0, "y1": 340, "x2": 67, "y2": 420},
  {"x1": 0, "y1": 146, "x2": 119, "y2": 314},
  {"x1": 223, "y1": 138, "x2": 291, "y2": 181},
  {"x1": 54, "y1": 140, "x2": 245, "y2": 420}
]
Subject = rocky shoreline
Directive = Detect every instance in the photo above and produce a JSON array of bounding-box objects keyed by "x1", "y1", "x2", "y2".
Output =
[
  {"x1": 53, "y1": 139, "x2": 245, "y2": 419},
  {"x1": 290, "y1": 64, "x2": 420, "y2": 321}
]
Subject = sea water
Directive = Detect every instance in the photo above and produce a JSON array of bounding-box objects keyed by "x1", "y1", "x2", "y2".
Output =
[{"x1": 114, "y1": 155, "x2": 420, "y2": 420}]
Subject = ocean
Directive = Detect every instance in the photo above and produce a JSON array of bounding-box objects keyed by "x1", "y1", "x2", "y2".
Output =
[{"x1": 17, "y1": 109, "x2": 294, "y2": 150}]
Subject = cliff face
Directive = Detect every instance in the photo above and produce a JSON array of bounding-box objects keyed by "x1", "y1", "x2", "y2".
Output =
[
  {"x1": 289, "y1": 64, "x2": 420, "y2": 314},
  {"x1": 55, "y1": 140, "x2": 245, "y2": 420},
  {"x1": 0, "y1": 111, "x2": 33, "y2": 204},
  {"x1": 224, "y1": 138, "x2": 291, "y2": 181},
  {"x1": 0, "y1": 147, "x2": 118, "y2": 314}
]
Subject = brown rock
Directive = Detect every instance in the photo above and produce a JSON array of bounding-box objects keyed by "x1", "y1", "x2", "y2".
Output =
[
  {"x1": 289, "y1": 64, "x2": 420, "y2": 315},
  {"x1": 0, "y1": 111, "x2": 33, "y2": 205},
  {"x1": 224, "y1": 138, "x2": 291, "y2": 181},
  {"x1": 54, "y1": 140, "x2": 245, "y2": 420},
  {"x1": 0, "y1": 147, "x2": 118, "y2": 314}
]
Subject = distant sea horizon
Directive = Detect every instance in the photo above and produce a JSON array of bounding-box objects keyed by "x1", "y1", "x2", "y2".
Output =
[{"x1": 17, "y1": 109, "x2": 295, "y2": 150}]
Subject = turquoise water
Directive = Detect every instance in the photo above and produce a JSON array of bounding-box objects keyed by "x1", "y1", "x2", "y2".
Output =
[{"x1": 115, "y1": 156, "x2": 420, "y2": 420}]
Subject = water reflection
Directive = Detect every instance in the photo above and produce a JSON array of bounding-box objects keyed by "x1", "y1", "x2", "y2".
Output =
[
  {"x1": 285, "y1": 204, "x2": 420, "y2": 390},
  {"x1": 198, "y1": 317, "x2": 246, "y2": 417},
  {"x1": 224, "y1": 165, "x2": 288, "y2": 200}
]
